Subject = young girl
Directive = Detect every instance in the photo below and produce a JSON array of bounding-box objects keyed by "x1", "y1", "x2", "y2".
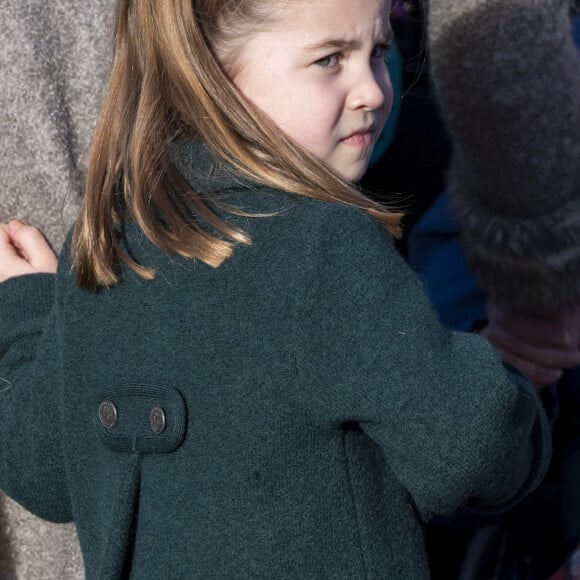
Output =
[{"x1": 0, "y1": 0, "x2": 550, "y2": 578}]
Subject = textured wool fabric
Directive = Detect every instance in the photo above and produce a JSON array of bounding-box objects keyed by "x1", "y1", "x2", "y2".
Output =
[
  {"x1": 0, "y1": 1, "x2": 114, "y2": 577},
  {"x1": 0, "y1": 142, "x2": 551, "y2": 579},
  {"x1": 0, "y1": 0, "x2": 113, "y2": 250},
  {"x1": 428, "y1": 0, "x2": 580, "y2": 316}
]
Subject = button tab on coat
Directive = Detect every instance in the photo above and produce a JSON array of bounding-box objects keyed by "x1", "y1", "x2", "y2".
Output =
[
  {"x1": 98, "y1": 401, "x2": 118, "y2": 429},
  {"x1": 96, "y1": 385, "x2": 186, "y2": 454}
]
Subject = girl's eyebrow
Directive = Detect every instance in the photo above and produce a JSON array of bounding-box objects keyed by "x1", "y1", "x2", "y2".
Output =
[
  {"x1": 302, "y1": 30, "x2": 393, "y2": 53},
  {"x1": 303, "y1": 39, "x2": 360, "y2": 53}
]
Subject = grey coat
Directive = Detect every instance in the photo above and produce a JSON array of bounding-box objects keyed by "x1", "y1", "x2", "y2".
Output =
[{"x1": 0, "y1": 1, "x2": 114, "y2": 577}]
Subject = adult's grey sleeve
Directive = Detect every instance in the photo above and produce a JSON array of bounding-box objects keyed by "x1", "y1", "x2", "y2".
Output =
[{"x1": 0, "y1": 1, "x2": 114, "y2": 250}]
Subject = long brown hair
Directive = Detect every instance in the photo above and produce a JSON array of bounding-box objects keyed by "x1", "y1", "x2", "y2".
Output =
[{"x1": 72, "y1": 0, "x2": 403, "y2": 290}]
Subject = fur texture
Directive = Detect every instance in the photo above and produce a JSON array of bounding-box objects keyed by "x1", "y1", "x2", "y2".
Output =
[{"x1": 428, "y1": 0, "x2": 580, "y2": 316}]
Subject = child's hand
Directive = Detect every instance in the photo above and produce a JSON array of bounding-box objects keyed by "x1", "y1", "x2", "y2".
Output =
[
  {"x1": 0, "y1": 221, "x2": 58, "y2": 283},
  {"x1": 479, "y1": 299, "x2": 580, "y2": 390}
]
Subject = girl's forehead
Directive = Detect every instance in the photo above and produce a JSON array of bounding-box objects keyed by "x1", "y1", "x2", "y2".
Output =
[{"x1": 267, "y1": 0, "x2": 392, "y2": 30}]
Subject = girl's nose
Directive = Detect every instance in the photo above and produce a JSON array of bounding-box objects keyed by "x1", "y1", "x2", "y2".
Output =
[{"x1": 347, "y1": 66, "x2": 392, "y2": 112}]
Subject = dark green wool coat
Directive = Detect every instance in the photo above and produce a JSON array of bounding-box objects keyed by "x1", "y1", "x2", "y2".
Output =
[{"x1": 0, "y1": 143, "x2": 550, "y2": 579}]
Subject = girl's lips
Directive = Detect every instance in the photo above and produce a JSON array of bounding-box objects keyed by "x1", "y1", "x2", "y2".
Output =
[{"x1": 340, "y1": 127, "x2": 376, "y2": 147}]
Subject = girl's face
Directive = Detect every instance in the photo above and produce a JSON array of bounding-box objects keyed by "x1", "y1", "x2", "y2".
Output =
[{"x1": 231, "y1": 0, "x2": 393, "y2": 183}]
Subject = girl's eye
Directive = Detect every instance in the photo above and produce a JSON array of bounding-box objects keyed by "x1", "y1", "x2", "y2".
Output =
[
  {"x1": 371, "y1": 43, "x2": 392, "y2": 61},
  {"x1": 315, "y1": 53, "x2": 340, "y2": 68}
]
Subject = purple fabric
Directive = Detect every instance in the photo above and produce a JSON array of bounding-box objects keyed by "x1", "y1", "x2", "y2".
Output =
[{"x1": 391, "y1": 0, "x2": 409, "y2": 19}]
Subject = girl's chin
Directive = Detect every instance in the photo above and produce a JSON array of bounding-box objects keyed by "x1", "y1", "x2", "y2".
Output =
[{"x1": 335, "y1": 162, "x2": 371, "y2": 184}]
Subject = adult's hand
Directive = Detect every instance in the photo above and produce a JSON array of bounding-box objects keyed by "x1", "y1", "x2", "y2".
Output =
[
  {"x1": 479, "y1": 299, "x2": 580, "y2": 390},
  {"x1": 0, "y1": 220, "x2": 57, "y2": 282}
]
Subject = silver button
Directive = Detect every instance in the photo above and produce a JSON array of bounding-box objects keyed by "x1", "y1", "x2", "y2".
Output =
[
  {"x1": 150, "y1": 406, "x2": 166, "y2": 434},
  {"x1": 98, "y1": 400, "x2": 118, "y2": 429}
]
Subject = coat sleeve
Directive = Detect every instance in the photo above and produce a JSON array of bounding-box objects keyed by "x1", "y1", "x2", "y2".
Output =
[
  {"x1": 0, "y1": 273, "x2": 72, "y2": 522},
  {"x1": 299, "y1": 205, "x2": 551, "y2": 519},
  {"x1": 427, "y1": 0, "x2": 580, "y2": 316}
]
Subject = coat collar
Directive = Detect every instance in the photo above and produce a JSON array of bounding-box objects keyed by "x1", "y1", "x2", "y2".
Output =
[{"x1": 171, "y1": 140, "x2": 253, "y2": 194}]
